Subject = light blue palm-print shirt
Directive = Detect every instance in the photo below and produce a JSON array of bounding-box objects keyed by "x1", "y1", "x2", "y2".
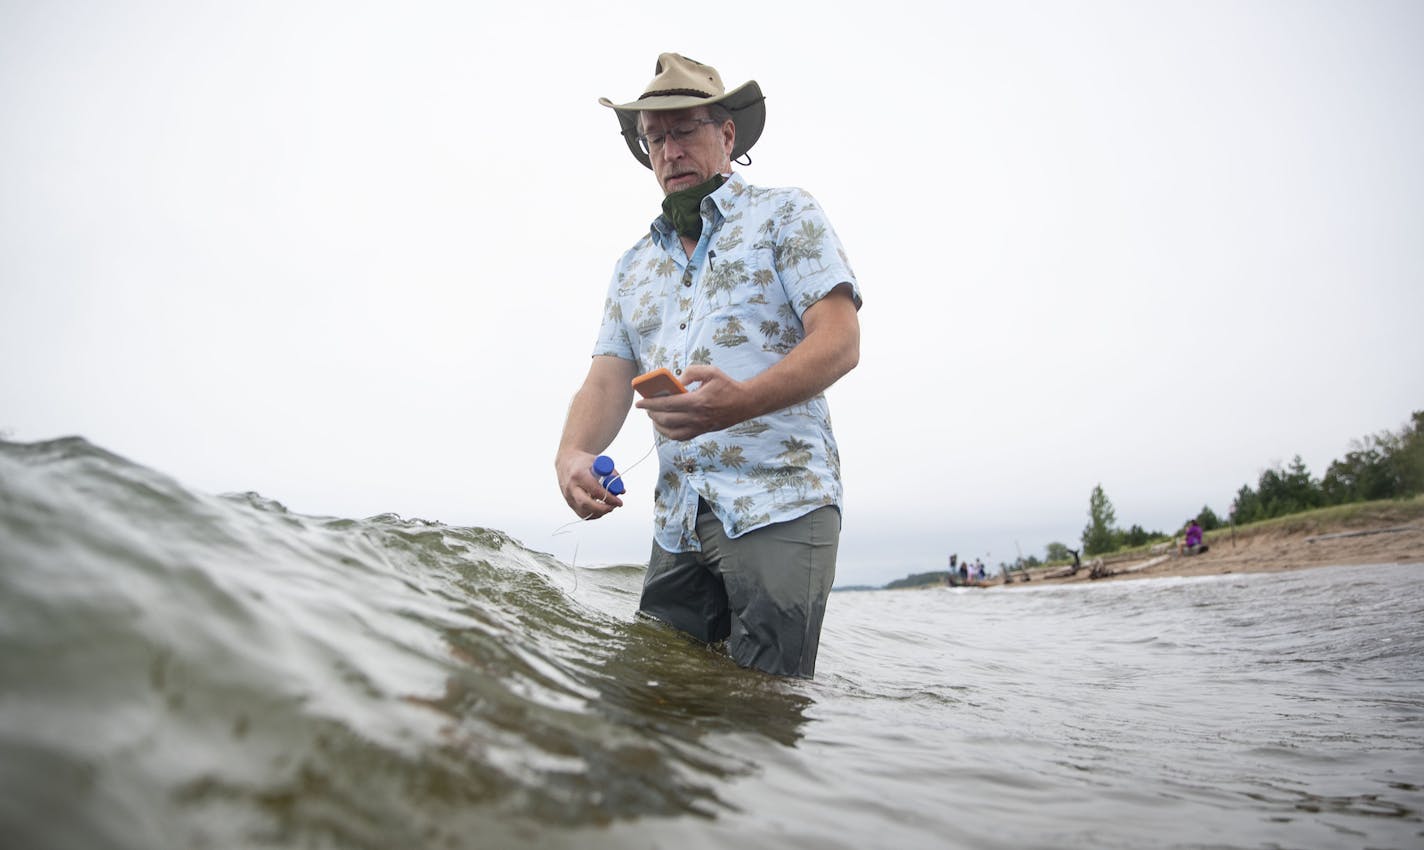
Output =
[{"x1": 593, "y1": 173, "x2": 863, "y2": 553}]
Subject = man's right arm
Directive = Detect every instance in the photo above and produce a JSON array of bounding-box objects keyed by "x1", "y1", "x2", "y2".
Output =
[{"x1": 555, "y1": 355, "x2": 638, "y2": 519}]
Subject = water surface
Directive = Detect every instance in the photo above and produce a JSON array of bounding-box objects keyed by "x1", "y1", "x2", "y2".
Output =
[{"x1": 2, "y1": 437, "x2": 1420, "y2": 849}]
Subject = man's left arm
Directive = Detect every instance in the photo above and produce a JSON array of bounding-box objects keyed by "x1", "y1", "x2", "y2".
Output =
[{"x1": 637, "y1": 283, "x2": 860, "y2": 441}]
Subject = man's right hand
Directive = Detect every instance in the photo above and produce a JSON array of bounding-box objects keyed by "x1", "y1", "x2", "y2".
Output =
[
  {"x1": 556, "y1": 449, "x2": 624, "y2": 519},
  {"x1": 554, "y1": 355, "x2": 637, "y2": 519}
]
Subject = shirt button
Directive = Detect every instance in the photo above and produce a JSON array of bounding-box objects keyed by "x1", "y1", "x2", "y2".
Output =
[
  {"x1": 679, "y1": 322, "x2": 686, "y2": 330},
  {"x1": 683, "y1": 461, "x2": 696, "y2": 473}
]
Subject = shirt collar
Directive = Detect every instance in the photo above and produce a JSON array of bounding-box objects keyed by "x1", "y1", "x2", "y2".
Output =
[{"x1": 649, "y1": 172, "x2": 745, "y2": 241}]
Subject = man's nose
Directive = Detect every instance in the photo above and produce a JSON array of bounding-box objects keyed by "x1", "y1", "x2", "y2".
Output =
[{"x1": 658, "y1": 136, "x2": 685, "y2": 159}]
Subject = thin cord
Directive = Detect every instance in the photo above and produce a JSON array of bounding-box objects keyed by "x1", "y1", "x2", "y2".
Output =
[
  {"x1": 552, "y1": 441, "x2": 658, "y2": 537},
  {"x1": 551, "y1": 441, "x2": 659, "y2": 593}
]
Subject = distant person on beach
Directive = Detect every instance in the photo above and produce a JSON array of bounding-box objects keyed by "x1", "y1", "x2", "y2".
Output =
[
  {"x1": 554, "y1": 54, "x2": 862, "y2": 678},
  {"x1": 1178, "y1": 519, "x2": 1207, "y2": 556}
]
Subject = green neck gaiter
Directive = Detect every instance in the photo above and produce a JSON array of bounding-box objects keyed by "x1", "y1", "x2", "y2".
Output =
[{"x1": 661, "y1": 174, "x2": 726, "y2": 239}]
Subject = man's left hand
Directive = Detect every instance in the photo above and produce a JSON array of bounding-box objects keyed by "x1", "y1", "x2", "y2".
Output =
[{"x1": 634, "y1": 364, "x2": 747, "y2": 441}]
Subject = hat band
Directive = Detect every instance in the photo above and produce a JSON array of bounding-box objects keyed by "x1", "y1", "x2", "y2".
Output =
[{"x1": 639, "y1": 88, "x2": 715, "y2": 100}]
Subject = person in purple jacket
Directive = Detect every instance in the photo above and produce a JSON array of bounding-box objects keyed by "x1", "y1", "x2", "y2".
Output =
[{"x1": 1178, "y1": 519, "x2": 1207, "y2": 556}]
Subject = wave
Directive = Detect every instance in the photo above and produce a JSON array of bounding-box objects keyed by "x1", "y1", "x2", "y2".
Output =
[{"x1": 0, "y1": 437, "x2": 811, "y2": 849}]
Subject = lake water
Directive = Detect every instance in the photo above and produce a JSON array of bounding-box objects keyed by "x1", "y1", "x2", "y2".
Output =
[{"x1": 3, "y1": 437, "x2": 1421, "y2": 849}]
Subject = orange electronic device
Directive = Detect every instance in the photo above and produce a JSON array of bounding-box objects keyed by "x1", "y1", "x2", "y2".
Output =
[{"x1": 632, "y1": 368, "x2": 687, "y2": 398}]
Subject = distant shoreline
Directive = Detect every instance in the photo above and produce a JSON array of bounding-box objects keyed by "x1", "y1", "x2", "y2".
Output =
[
  {"x1": 897, "y1": 497, "x2": 1424, "y2": 590},
  {"x1": 1021, "y1": 522, "x2": 1422, "y2": 588}
]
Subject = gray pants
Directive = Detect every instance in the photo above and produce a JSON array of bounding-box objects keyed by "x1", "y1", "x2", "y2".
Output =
[{"x1": 639, "y1": 501, "x2": 839, "y2": 678}]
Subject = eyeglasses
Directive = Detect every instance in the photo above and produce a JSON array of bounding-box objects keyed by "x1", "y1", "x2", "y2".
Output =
[{"x1": 636, "y1": 118, "x2": 721, "y2": 155}]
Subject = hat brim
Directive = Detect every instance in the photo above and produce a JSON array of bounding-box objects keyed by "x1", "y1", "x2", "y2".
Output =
[{"x1": 599, "y1": 80, "x2": 765, "y2": 170}]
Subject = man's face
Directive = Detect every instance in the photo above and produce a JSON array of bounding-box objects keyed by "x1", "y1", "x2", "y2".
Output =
[{"x1": 639, "y1": 107, "x2": 735, "y2": 195}]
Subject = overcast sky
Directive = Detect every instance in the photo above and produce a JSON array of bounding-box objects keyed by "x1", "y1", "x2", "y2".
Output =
[{"x1": 3, "y1": 1, "x2": 1421, "y2": 587}]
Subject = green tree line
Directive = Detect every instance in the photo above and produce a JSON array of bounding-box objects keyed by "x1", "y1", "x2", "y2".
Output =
[
  {"x1": 884, "y1": 571, "x2": 952, "y2": 590},
  {"x1": 1046, "y1": 409, "x2": 1424, "y2": 560},
  {"x1": 1230, "y1": 410, "x2": 1424, "y2": 524}
]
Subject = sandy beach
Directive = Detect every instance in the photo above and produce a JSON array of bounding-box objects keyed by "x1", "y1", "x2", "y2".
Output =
[{"x1": 999, "y1": 500, "x2": 1424, "y2": 588}]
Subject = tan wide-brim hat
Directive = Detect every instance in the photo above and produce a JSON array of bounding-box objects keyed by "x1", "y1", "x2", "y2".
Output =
[{"x1": 599, "y1": 53, "x2": 765, "y2": 170}]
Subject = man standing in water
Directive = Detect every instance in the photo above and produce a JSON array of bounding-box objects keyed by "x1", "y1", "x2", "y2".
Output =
[{"x1": 554, "y1": 53, "x2": 862, "y2": 678}]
